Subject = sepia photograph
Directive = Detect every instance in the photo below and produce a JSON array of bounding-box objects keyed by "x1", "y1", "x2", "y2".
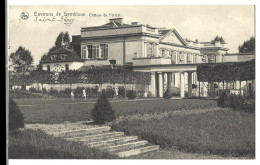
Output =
[{"x1": 7, "y1": 2, "x2": 255, "y2": 161}]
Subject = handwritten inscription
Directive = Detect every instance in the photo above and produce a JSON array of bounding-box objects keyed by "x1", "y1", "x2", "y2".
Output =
[{"x1": 33, "y1": 12, "x2": 85, "y2": 26}]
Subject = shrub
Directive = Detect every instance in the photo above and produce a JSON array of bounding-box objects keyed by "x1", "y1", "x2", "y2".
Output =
[
  {"x1": 118, "y1": 86, "x2": 126, "y2": 97},
  {"x1": 91, "y1": 94, "x2": 116, "y2": 124},
  {"x1": 163, "y1": 89, "x2": 172, "y2": 99},
  {"x1": 49, "y1": 87, "x2": 59, "y2": 97},
  {"x1": 42, "y1": 88, "x2": 47, "y2": 94},
  {"x1": 74, "y1": 87, "x2": 84, "y2": 98},
  {"x1": 126, "y1": 90, "x2": 137, "y2": 99},
  {"x1": 29, "y1": 87, "x2": 37, "y2": 93},
  {"x1": 59, "y1": 88, "x2": 71, "y2": 98},
  {"x1": 9, "y1": 98, "x2": 24, "y2": 130},
  {"x1": 103, "y1": 86, "x2": 115, "y2": 98},
  {"x1": 217, "y1": 91, "x2": 230, "y2": 108}
]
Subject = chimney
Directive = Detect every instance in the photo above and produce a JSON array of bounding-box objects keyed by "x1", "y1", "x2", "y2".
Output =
[
  {"x1": 131, "y1": 22, "x2": 138, "y2": 26},
  {"x1": 109, "y1": 18, "x2": 123, "y2": 25}
]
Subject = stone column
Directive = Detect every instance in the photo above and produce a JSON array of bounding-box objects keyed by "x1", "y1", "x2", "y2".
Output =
[
  {"x1": 188, "y1": 72, "x2": 193, "y2": 97},
  {"x1": 235, "y1": 80, "x2": 240, "y2": 90},
  {"x1": 158, "y1": 72, "x2": 164, "y2": 97},
  {"x1": 144, "y1": 41, "x2": 147, "y2": 58},
  {"x1": 167, "y1": 72, "x2": 171, "y2": 92},
  {"x1": 150, "y1": 72, "x2": 156, "y2": 97},
  {"x1": 180, "y1": 72, "x2": 185, "y2": 98}
]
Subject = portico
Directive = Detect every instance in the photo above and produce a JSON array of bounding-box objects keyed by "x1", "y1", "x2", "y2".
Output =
[{"x1": 133, "y1": 64, "x2": 201, "y2": 98}]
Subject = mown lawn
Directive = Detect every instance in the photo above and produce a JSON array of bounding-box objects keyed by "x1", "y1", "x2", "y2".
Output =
[
  {"x1": 111, "y1": 109, "x2": 255, "y2": 158},
  {"x1": 8, "y1": 129, "x2": 118, "y2": 159},
  {"x1": 14, "y1": 98, "x2": 217, "y2": 124}
]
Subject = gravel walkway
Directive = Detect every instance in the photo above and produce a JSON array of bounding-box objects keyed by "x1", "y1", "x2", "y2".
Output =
[{"x1": 25, "y1": 121, "x2": 97, "y2": 134}]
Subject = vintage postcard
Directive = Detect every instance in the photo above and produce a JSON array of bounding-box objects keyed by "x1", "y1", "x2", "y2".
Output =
[{"x1": 7, "y1": 3, "x2": 255, "y2": 163}]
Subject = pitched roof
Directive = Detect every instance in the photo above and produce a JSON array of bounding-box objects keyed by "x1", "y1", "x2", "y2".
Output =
[
  {"x1": 41, "y1": 47, "x2": 83, "y2": 63},
  {"x1": 50, "y1": 47, "x2": 72, "y2": 54},
  {"x1": 159, "y1": 29, "x2": 187, "y2": 46}
]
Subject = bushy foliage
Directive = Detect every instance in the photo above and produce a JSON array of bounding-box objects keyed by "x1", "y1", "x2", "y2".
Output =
[
  {"x1": 102, "y1": 86, "x2": 115, "y2": 98},
  {"x1": 28, "y1": 87, "x2": 38, "y2": 93},
  {"x1": 217, "y1": 91, "x2": 230, "y2": 108},
  {"x1": 58, "y1": 88, "x2": 71, "y2": 98},
  {"x1": 91, "y1": 94, "x2": 116, "y2": 124},
  {"x1": 49, "y1": 87, "x2": 59, "y2": 97},
  {"x1": 9, "y1": 98, "x2": 24, "y2": 130},
  {"x1": 126, "y1": 90, "x2": 137, "y2": 99},
  {"x1": 118, "y1": 86, "x2": 126, "y2": 97},
  {"x1": 163, "y1": 89, "x2": 172, "y2": 99},
  {"x1": 238, "y1": 36, "x2": 255, "y2": 53},
  {"x1": 218, "y1": 92, "x2": 255, "y2": 112},
  {"x1": 197, "y1": 60, "x2": 255, "y2": 82},
  {"x1": 229, "y1": 94, "x2": 255, "y2": 112}
]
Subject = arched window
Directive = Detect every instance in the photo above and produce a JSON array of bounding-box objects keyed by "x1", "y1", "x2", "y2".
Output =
[
  {"x1": 65, "y1": 64, "x2": 69, "y2": 71},
  {"x1": 47, "y1": 65, "x2": 50, "y2": 72}
]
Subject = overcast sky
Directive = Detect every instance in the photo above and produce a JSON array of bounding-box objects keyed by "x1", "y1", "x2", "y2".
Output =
[{"x1": 9, "y1": 5, "x2": 255, "y2": 65}]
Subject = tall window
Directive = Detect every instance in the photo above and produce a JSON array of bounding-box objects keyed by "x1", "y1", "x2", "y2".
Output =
[
  {"x1": 81, "y1": 46, "x2": 87, "y2": 59},
  {"x1": 85, "y1": 44, "x2": 108, "y2": 59},
  {"x1": 171, "y1": 50, "x2": 176, "y2": 64},
  {"x1": 87, "y1": 45, "x2": 92, "y2": 58},
  {"x1": 147, "y1": 43, "x2": 153, "y2": 57},
  {"x1": 92, "y1": 45, "x2": 96, "y2": 59},
  {"x1": 161, "y1": 49, "x2": 165, "y2": 57},
  {"x1": 100, "y1": 44, "x2": 108, "y2": 58},
  {"x1": 179, "y1": 52, "x2": 184, "y2": 63}
]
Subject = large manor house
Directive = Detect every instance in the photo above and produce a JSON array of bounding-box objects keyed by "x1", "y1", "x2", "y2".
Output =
[{"x1": 40, "y1": 18, "x2": 255, "y2": 98}]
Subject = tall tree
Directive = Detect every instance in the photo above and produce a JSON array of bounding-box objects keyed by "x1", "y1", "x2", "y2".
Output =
[
  {"x1": 9, "y1": 46, "x2": 34, "y2": 74},
  {"x1": 238, "y1": 36, "x2": 255, "y2": 53},
  {"x1": 63, "y1": 31, "x2": 71, "y2": 46},
  {"x1": 55, "y1": 32, "x2": 64, "y2": 48}
]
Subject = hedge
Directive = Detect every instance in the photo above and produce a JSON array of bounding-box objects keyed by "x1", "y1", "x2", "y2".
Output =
[{"x1": 197, "y1": 59, "x2": 255, "y2": 82}]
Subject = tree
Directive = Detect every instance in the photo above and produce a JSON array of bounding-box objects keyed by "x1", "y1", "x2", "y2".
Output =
[
  {"x1": 9, "y1": 46, "x2": 34, "y2": 74},
  {"x1": 9, "y1": 98, "x2": 24, "y2": 130},
  {"x1": 238, "y1": 36, "x2": 255, "y2": 53},
  {"x1": 211, "y1": 35, "x2": 225, "y2": 43},
  {"x1": 63, "y1": 31, "x2": 71, "y2": 46},
  {"x1": 55, "y1": 32, "x2": 64, "y2": 48},
  {"x1": 91, "y1": 94, "x2": 116, "y2": 124}
]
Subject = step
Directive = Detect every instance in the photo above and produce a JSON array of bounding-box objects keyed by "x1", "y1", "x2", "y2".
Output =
[
  {"x1": 101, "y1": 140, "x2": 148, "y2": 152},
  {"x1": 67, "y1": 131, "x2": 124, "y2": 142},
  {"x1": 51, "y1": 126, "x2": 111, "y2": 138},
  {"x1": 116, "y1": 145, "x2": 160, "y2": 158},
  {"x1": 87, "y1": 136, "x2": 139, "y2": 148}
]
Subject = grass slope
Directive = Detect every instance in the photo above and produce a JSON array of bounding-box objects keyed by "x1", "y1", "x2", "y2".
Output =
[
  {"x1": 111, "y1": 109, "x2": 255, "y2": 158},
  {"x1": 8, "y1": 129, "x2": 118, "y2": 159}
]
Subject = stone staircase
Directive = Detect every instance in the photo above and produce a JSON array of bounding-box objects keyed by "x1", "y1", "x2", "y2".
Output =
[{"x1": 50, "y1": 126, "x2": 159, "y2": 158}]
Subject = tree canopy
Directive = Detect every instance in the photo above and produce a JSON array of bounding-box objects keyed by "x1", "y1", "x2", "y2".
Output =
[
  {"x1": 47, "y1": 31, "x2": 71, "y2": 55},
  {"x1": 9, "y1": 67, "x2": 151, "y2": 86},
  {"x1": 211, "y1": 36, "x2": 225, "y2": 43},
  {"x1": 238, "y1": 36, "x2": 255, "y2": 53},
  {"x1": 197, "y1": 59, "x2": 255, "y2": 82},
  {"x1": 9, "y1": 46, "x2": 34, "y2": 74}
]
